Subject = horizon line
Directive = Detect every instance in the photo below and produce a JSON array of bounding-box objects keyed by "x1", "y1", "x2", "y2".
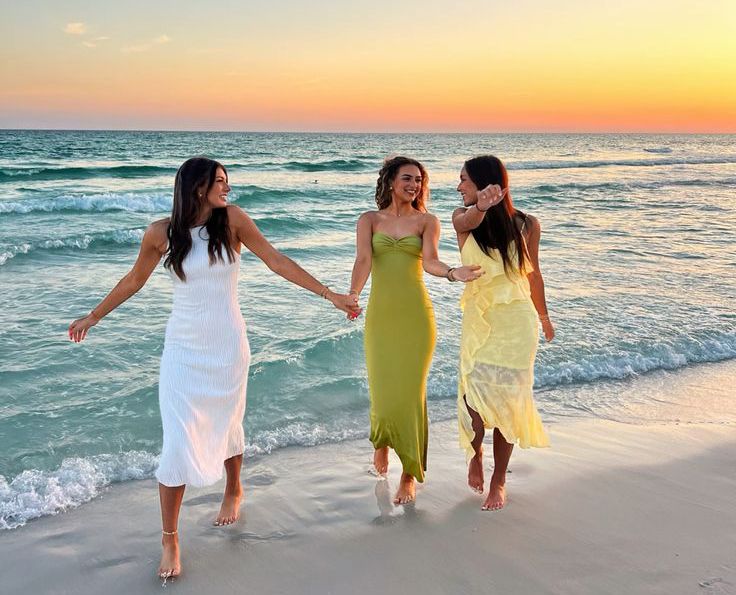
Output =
[{"x1": 1, "y1": 127, "x2": 735, "y2": 135}]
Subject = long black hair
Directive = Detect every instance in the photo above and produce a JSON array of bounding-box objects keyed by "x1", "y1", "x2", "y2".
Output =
[
  {"x1": 164, "y1": 157, "x2": 235, "y2": 281},
  {"x1": 464, "y1": 155, "x2": 528, "y2": 275}
]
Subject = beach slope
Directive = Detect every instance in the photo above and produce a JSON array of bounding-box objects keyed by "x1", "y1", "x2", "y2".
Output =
[{"x1": 1, "y1": 415, "x2": 734, "y2": 595}]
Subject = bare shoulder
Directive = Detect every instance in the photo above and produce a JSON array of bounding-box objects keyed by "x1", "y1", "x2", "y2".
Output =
[
  {"x1": 226, "y1": 204, "x2": 252, "y2": 224},
  {"x1": 148, "y1": 217, "x2": 169, "y2": 232},
  {"x1": 422, "y1": 212, "x2": 440, "y2": 227},
  {"x1": 525, "y1": 213, "x2": 541, "y2": 234},
  {"x1": 145, "y1": 219, "x2": 170, "y2": 252},
  {"x1": 357, "y1": 210, "x2": 377, "y2": 229}
]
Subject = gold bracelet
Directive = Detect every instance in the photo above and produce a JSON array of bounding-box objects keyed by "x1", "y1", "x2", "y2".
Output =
[
  {"x1": 539, "y1": 315, "x2": 550, "y2": 322},
  {"x1": 319, "y1": 286, "x2": 330, "y2": 299},
  {"x1": 446, "y1": 267, "x2": 457, "y2": 282}
]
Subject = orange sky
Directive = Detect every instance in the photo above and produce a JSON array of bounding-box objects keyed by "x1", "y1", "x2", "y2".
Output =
[{"x1": 1, "y1": 0, "x2": 734, "y2": 132}]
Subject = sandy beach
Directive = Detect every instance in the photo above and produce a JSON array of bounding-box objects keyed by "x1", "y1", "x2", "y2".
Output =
[{"x1": 2, "y1": 363, "x2": 735, "y2": 595}]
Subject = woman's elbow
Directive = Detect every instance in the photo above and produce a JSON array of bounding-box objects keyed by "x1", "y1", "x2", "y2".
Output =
[
  {"x1": 354, "y1": 255, "x2": 371, "y2": 269},
  {"x1": 528, "y1": 271, "x2": 544, "y2": 285},
  {"x1": 125, "y1": 272, "x2": 146, "y2": 294},
  {"x1": 422, "y1": 260, "x2": 438, "y2": 274},
  {"x1": 266, "y1": 252, "x2": 288, "y2": 275}
]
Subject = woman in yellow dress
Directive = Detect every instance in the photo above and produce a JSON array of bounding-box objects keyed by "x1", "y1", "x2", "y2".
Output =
[
  {"x1": 453, "y1": 155, "x2": 555, "y2": 511},
  {"x1": 349, "y1": 156, "x2": 482, "y2": 504}
]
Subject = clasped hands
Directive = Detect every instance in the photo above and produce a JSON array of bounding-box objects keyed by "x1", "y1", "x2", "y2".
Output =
[{"x1": 325, "y1": 291, "x2": 362, "y2": 320}]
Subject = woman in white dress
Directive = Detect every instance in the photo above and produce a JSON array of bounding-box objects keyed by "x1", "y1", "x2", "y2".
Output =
[{"x1": 68, "y1": 157, "x2": 359, "y2": 580}]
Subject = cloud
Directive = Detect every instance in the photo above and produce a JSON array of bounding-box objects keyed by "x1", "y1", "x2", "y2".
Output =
[
  {"x1": 121, "y1": 34, "x2": 172, "y2": 53},
  {"x1": 80, "y1": 36, "x2": 109, "y2": 49},
  {"x1": 64, "y1": 22, "x2": 86, "y2": 35}
]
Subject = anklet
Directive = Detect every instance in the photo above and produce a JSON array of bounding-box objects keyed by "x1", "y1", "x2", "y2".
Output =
[{"x1": 162, "y1": 529, "x2": 177, "y2": 536}]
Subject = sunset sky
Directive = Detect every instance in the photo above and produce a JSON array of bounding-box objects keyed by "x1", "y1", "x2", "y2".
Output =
[{"x1": 1, "y1": 0, "x2": 734, "y2": 132}]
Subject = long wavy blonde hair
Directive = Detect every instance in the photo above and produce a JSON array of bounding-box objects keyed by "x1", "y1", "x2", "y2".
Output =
[{"x1": 374, "y1": 155, "x2": 429, "y2": 212}]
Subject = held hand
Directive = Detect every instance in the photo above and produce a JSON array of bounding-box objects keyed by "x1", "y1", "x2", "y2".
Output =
[
  {"x1": 476, "y1": 184, "x2": 508, "y2": 211},
  {"x1": 452, "y1": 265, "x2": 484, "y2": 283},
  {"x1": 68, "y1": 313, "x2": 99, "y2": 343},
  {"x1": 345, "y1": 292, "x2": 363, "y2": 321},
  {"x1": 541, "y1": 319, "x2": 555, "y2": 342},
  {"x1": 329, "y1": 291, "x2": 363, "y2": 318}
]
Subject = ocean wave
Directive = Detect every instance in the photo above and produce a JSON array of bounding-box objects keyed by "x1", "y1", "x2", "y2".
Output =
[
  {"x1": 536, "y1": 331, "x2": 736, "y2": 388},
  {"x1": 282, "y1": 158, "x2": 373, "y2": 172},
  {"x1": 280, "y1": 158, "x2": 373, "y2": 172},
  {"x1": 509, "y1": 155, "x2": 736, "y2": 171},
  {"x1": 0, "y1": 186, "x2": 331, "y2": 215},
  {"x1": 244, "y1": 422, "x2": 367, "y2": 457},
  {"x1": 0, "y1": 192, "x2": 172, "y2": 214},
  {"x1": 0, "y1": 164, "x2": 174, "y2": 182},
  {"x1": 0, "y1": 229, "x2": 144, "y2": 266},
  {"x1": 0, "y1": 421, "x2": 369, "y2": 530},
  {"x1": 643, "y1": 147, "x2": 673, "y2": 154},
  {"x1": 530, "y1": 176, "x2": 736, "y2": 194},
  {"x1": 0, "y1": 451, "x2": 158, "y2": 530}
]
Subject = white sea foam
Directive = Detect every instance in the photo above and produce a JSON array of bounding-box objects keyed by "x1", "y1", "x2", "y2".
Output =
[
  {"x1": 0, "y1": 424, "x2": 369, "y2": 529},
  {"x1": 0, "y1": 451, "x2": 159, "y2": 530},
  {"x1": 243, "y1": 422, "x2": 368, "y2": 457},
  {"x1": 0, "y1": 229, "x2": 144, "y2": 265},
  {"x1": 537, "y1": 333, "x2": 736, "y2": 387},
  {"x1": 0, "y1": 192, "x2": 171, "y2": 214}
]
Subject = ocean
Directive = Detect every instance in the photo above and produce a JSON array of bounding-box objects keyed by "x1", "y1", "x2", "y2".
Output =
[{"x1": 1, "y1": 130, "x2": 734, "y2": 530}]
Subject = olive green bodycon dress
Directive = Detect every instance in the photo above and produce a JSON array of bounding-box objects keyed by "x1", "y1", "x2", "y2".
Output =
[{"x1": 364, "y1": 232, "x2": 436, "y2": 482}]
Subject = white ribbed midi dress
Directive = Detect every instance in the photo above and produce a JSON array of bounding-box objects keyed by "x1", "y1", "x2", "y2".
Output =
[{"x1": 156, "y1": 226, "x2": 250, "y2": 487}]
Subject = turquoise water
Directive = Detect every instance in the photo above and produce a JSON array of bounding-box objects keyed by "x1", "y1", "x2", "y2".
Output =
[{"x1": 1, "y1": 131, "x2": 735, "y2": 528}]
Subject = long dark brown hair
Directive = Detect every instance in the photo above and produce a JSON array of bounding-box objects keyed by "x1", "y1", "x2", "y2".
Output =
[
  {"x1": 375, "y1": 156, "x2": 429, "y2": 212},
  {"x1": 464, "y1": 155, "x2": 528, "y2": 275},
  {"x1": 164, "y1": 157, "x2": 235, "y2": 281}
]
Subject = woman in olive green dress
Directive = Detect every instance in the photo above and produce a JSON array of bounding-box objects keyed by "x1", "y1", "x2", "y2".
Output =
[{"x1": 348, "y1": 156, "x2": 482, "y2": 504}]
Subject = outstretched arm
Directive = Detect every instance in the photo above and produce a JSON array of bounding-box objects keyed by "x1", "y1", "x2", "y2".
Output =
[
  {"x1": 68, "y1": 221, "x2": 168, "y2": 342},
  {"x1": 421, "y1": 215, "x2": 482, "y2": 282},
  {"x1": 229, "y1": 206, "x2": 360, "y2": 316},
  {"x1": 525, "y1": 216, "x2": 554, "y2": 342},
  {"x1": 452, "y1": 185, "x2": 507, "y2": 234}
]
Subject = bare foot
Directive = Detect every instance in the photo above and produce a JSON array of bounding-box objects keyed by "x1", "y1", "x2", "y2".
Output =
[
  {"x1": 393, "y1": 473, "x2": 416, "y2": 505},
  {"x1": 468, "y1": 450, "x2": 484, "y2": 493},
  {"x1": 373, "y1": 447, "x2": 389, "y2": 476},
  {"x1": 158, "y1": 533, "x2": 181, "y2": 580},
  {"x1": 214, "y1": 488, "x2": 242, "y2": 526},
  {"x1": 481, "y1": 478, "x2": 506, "y2": 511}
]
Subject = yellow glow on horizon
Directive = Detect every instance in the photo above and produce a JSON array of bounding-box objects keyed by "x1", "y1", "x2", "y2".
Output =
[{"x1": 1, "y1": 0, "x2": 734, "y2": 131}]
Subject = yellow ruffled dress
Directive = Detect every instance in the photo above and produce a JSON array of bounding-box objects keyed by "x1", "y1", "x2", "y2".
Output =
[{"x1": 458, "y1": 234, "x2": 549, "y2": 460}]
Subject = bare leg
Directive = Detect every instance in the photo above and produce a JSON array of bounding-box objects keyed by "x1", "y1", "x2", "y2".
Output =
[
  {"x1": 463, "y1": 395, "x2": 485, "y2": 493},
  {"x1": 393, "y1": 471, "x2": 416, "y2": 505},
  {"x1": 158, "y1": 483, "x2": 185, "y2": 578},
  {"x1": 373, "y1": 446, "x2": 389, "y2": 476},
  {"x1": 215, "y1": 454, "x2": 243, "y2": 526},
  {"x1": 482, "y1": 428, "x2": 514, "y2": 511}
]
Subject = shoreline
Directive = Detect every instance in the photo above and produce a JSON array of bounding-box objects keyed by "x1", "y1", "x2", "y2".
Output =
[
  {"x1": 2, "y1": 360, "x2": 736, "y2": 533},
  {"x1": 1, "y1": 414, "x2": 735, "y2": 594}
]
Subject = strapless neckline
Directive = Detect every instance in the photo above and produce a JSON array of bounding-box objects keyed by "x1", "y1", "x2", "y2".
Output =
[{"x1": 373, "y1": 232, "x2": 421, "y2": 242}]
